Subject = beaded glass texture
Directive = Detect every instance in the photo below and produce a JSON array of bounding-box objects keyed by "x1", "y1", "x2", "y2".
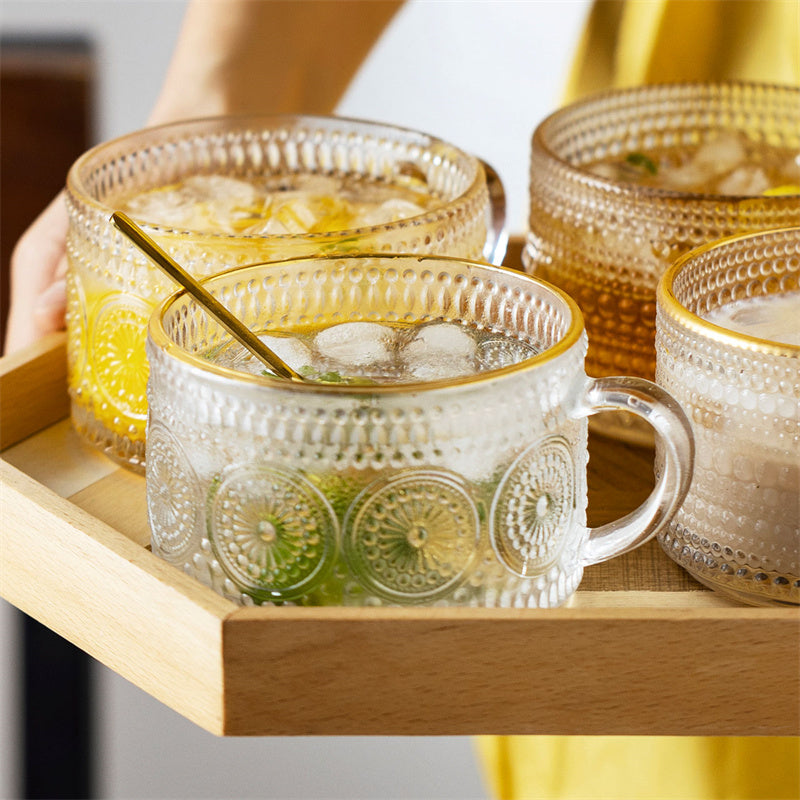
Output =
[
  {"x1": 66, "y1": 115, "x2": 496, "y2": 470},
  {"x1": 525, "y1": 82, "x2": 800, "y2": 443},
  {"x1": 656, "y1": 226, "x2": 800, "y2": 606},
  {"x1": 145, "y1": 254, "x2": 693, "y2": 608}
]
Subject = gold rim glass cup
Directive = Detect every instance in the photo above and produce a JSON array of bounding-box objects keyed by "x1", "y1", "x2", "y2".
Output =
[
  {"x1": 525, "y1": 82, "x2": 800, "y2": 442},
  {"x1": 146, "y1": 254, "x2": 693, "y2": 608},
  {"x1": 66, "y1": 114, "x2": 505, "y2": 471},
  {"x1": 656, "y1": 226, "x2": 800, "y2": 606}
]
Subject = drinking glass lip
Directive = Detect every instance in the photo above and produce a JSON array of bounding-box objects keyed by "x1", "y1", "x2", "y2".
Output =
[
  {"x1": 657, "y1": 227, "x2": 800, "y2": 358},
  {"x1": 531, "y1": 80, "x2": 800, "y2": 203},
  {"x1": 66, "y1": 112, "x2": 487, "y2": 241},
  {"x1": 149, "y1": 253, "x2": 586, "y2": 395}
]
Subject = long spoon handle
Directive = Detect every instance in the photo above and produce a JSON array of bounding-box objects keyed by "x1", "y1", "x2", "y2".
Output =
[{"x1": 111, "y1": 211, "x2": 302, "y2": 381}]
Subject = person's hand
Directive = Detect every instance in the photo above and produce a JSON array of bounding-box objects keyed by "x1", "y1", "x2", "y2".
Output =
[{"x1": 4, "y1": 192, "x2": 69, "y2": 355}]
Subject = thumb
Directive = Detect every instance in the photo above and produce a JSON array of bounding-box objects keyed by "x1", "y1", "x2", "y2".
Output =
[{"x1": 33, "y1": 278, "x2": 67, "y2": 336}]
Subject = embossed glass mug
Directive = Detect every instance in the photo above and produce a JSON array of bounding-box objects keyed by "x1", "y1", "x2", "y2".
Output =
[
  {"x1": 66, "y1": 114, "x2": 506, "y2": 471},
  {"x1": 525, "y1": 82, "x2": 800, "y2": 443},
  {"x1": 145, "y1": 254, "x2": 693, "y2": 608},
  {"x1": 656, "y1": 227, "x2": 800, "y2": 606}
]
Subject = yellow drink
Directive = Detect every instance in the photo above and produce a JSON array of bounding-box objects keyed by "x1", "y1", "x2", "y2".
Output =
[
  {"x1": 66, "y1": 116, "x2": 494, "y2": 470},
  {"x1": 587, "y1": 133, "x2": 800, "y2": 195}
]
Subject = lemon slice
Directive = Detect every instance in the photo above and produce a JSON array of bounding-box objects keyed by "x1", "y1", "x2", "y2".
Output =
[
  {"x1": 90, "y1": 294, "x2": 151, "y2": 423},
  {"x1": 763, "y1": 184, "x2": 800, "y2": 196},
  {"x1": 308, "y1": 196, "x2": 356, "y2": 233}
]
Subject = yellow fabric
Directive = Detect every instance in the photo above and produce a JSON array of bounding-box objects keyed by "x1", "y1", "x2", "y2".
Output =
[
  {"x1": 475, "y1": 736, "x2": 800, "y2": 800},
  {"x1": 477, "y1": 2, "x2": 800, "y2": 799},
  {"x1": 563, "y1": 0, "x2": 800, "y2": 101}
]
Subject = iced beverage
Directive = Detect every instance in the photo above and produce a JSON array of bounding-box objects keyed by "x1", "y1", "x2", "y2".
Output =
[
  {"x1": 119, "y1": 172, "x2": 442, "y2": 236},
  {"x1": 66, "y1": 116, "x2": 499, "y2": 471},
  {"x1": 705, "y1": 292, "x2": 800, "y2": 346},
  {"x1": 146, "y1": 254, "x2": 693, "y2": 608},
  {"x1": 207, "y1": 320, "x2": 539, "y2": 384},
  {"x1": 656, "y1": 227, "x2": 800, "y2": 606},
  {"x1": 191, "y1": 321, "x2": 540, "y2": 606},
  {"x1": 586, "y1": 132, "x2": 799, "y2": 196},
  {"x1": 526, "y1": 82, "x2": 800, "y2": 446}
]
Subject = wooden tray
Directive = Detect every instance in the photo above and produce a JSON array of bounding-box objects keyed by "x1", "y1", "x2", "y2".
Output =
[{"x1": 2, "y1": 332, "x2": 798, "y2": 737}]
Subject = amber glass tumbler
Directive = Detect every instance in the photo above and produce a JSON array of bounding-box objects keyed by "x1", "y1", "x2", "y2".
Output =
[{"x1": 526, "y1": 82, "x2": 800, "y2": 440}]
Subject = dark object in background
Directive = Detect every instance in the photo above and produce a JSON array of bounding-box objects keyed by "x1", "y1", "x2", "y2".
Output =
[
  {"x1": 0, "y1": 35, "x2": 94, "y2": 352},
  {"x1": 21, "y1": 616, "x2": 94, "y2": 799}
]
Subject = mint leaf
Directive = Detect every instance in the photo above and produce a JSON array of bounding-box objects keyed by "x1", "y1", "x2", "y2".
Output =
[{"x1": 625, "y1": 152, "x2": 658, "y2": 175}]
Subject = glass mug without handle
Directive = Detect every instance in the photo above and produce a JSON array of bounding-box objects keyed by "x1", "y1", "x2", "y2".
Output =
[
  {"x1": 66, "y1": 114, "x2": 507, "y2": 472},
  {"x1": 525, "y1": 81, "x2": 800, "y2": 445},
  {"x1": 656, "y1": 226, "x2": 800, "y2": 606},
  {"x1": 145, "y1": 254, "x2": 694, "y2": 608}
]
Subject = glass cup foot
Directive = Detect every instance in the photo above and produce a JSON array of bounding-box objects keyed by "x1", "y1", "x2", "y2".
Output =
[
  {"x1": 71, "y1": 401, "x2": 146, "y2": 474},
  {"x1": 659, "y1": 527, "x2": 800, "y2": 607}
]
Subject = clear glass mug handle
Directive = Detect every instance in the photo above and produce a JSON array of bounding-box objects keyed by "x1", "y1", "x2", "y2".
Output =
[
  {"x1": 478, "y1": 159, "x2": 508, "y2": 266},
  {"x1": 575, "y1": 376, "x2": 694, "y2": 566}
]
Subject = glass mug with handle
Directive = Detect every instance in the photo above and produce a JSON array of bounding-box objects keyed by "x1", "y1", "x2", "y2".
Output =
[
  {"x1": 146, "y1": 254, "x2": 693, "y2": 608},
  {"x1": 66, "y1": 114, "x2": 506, "y2": 472}
]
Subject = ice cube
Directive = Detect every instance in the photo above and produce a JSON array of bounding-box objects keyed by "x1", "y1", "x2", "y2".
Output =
[
  {"x1": 210, "y1": 333, "x2": 312, "y2": 376},
  {"x1": 258, "y1": 334, "x2": 313, "y2": 371},
  {"x1": 660, "y1": 161, "x2": 716, "y2": 192},
  {"x1": 660, "y1": 133, "x2": 748, "y2": 192},
  {"x1": 257, "y1": 198, "x2": 319, "y2": 234},
  {"x1": 587, "y1": 162, "x2": 623, "y2": 181},
  {"x1": 404, "y1": 354, "x2": 477, "y2": 382},
  {"x1": 123, "y1": 175, "x2": 260, "y2": 233},
  {"x1": 405, "y1": 321, "x2": 476, "y2": 356},
  {"x1": 781, "y1": 152, "x2": 800, "y2": 183},
  {"x1": 358, "y1": 198, "x2": 427, "y2": 227},
  {"x1": 123, "y1": 185, "x2": 194, "y2": 228},
  {"x1": 400, "y1": 322, "x2": 477, "y2": 381},
  {"x1": 692, "y1": 132, "x2": 747, "y2": 173},
  {"x1": 313, "y1": 322, "x2": 398, "y2": 369},
  {"x1": 716, "y1": 166, "x2": 770, "y2": 195}
]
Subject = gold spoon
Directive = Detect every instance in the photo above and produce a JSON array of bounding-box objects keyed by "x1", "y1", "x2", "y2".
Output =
[{"x1": 110, "y1": 211, "x2": 303, "y2": 381}]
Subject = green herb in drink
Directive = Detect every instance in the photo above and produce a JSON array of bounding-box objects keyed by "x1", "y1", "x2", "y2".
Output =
[
  {"x1": 625, "y1": 152, "x2": 658, "y2": 175},
  {"x1": 298, "y1": 365, "x2": 377, "y2": 385}
]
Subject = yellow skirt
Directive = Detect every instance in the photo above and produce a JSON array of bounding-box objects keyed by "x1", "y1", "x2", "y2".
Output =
[
  {"x1": 475, "y1": 736, "x2": 800, "y2": 800},
  {"x1": 563, "y1": 0, "x2": 800, "y2": 99}
]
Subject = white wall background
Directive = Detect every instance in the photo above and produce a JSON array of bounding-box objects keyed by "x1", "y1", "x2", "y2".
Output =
[{"x1": 0, "y1": 1, "x2": 589, "y2": 797}]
